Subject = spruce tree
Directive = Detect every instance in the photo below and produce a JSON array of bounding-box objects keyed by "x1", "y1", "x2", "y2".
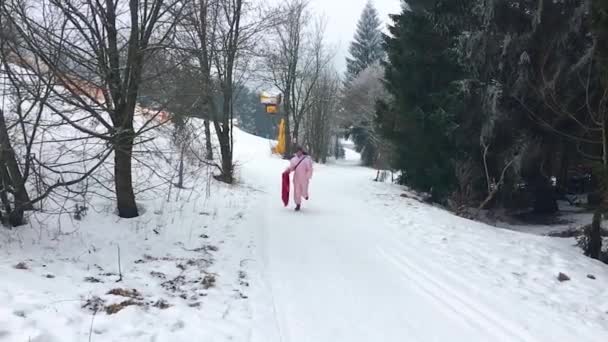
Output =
[
  {"x1": 344, "y1": 1, "x2": 384, "y2": 167},
  {"x1": 345, "y1": 1, "x2": 384, "y2": 82},
  {"x1": 377, "y1": 2, "x2": 466, "y2": 201}
]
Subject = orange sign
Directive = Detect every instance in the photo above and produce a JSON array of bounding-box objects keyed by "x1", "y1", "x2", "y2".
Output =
[{"x1": 266, "y1": 104, "x2": 278, "y2": 114}]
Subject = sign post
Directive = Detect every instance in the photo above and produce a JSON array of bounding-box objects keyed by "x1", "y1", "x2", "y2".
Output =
[{"x1": 260, "y1": 92, "x2": 285, "y2": 155}]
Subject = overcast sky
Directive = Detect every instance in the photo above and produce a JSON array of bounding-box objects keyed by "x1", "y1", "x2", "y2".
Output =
[{"x1": 307, "y1": 0, "x2": 402, "y2": 73}]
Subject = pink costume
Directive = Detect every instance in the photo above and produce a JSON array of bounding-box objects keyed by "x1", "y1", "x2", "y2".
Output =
[{"x1": 286, "y1": 155, "x2": 313, "y2": 205}]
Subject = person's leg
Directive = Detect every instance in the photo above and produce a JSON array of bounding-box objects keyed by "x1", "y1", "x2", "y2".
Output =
[
  {"x1": 293, "y1": 180, "x2": 302, "y2": 207},
  {"x1": 302, "y1": 179, "x2": 309, "y2": 200}
]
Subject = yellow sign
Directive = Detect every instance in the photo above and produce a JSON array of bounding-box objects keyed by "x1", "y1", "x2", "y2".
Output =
[{"x1": 266, "y1": 104, "x2": 278, "y2": 114}]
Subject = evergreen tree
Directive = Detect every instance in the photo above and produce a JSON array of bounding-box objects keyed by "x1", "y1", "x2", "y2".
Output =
[
  {"x1": 233, "y1": 87, "x2": 277, "y2": 139},
  {"x1": 377, "y1": 1, "x2": 467, "y2": 201},
  {"x1": 345, "y1": 1, "x2": 384, "y2": 82},
  {"x1": 343, "y1": 1, "x2": 384, "y2": 166}
]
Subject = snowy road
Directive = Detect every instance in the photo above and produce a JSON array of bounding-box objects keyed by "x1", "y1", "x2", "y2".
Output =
[
  {"x1": 248, "y1": 163, "x2": 531, "y2": 342},
  {"x1": 236, "y1": 132, "x2": 608, "y2": 342}
]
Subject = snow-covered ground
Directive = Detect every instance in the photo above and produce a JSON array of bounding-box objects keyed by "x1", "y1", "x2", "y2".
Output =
[
  {"x1": 0, "y1": 124, "x2": 259, "y2": 341},
  {"x1": 2, "y1": 123, "x2": 608, "y2": 341},
  {"x1": 238, "y1": 130, "x2": 608, "y2": 342},
  {"x1": 0, "y1": 178, "x2": 257, "y2": 342},
  {"x1": 498, "y1": 209, "x2": 593, "y2": 236}
]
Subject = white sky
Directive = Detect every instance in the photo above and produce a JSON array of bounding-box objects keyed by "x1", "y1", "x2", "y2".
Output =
[{"x1": 264, "y1": 0, "x2": 403, "y2": 74}]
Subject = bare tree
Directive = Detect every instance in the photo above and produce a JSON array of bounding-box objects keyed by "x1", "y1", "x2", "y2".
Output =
[
  {"x1": 179, "y1": 0, "x2": 268, "y2": 183},
  {"x1": 0, "y1": 45, "x2": 114, "y2": 226},
  {"x1": 3, "y1": 0, "x2": 181, "y2": 218},
  {"x1": 340, "y1": 63, "x2": 387, "y2": 166},
  {"x1": 304, "y1": 69, "x2": 339, "y2": 163},
  {"x1": 264, "y1": 0, "x2": 306, "y2": 158},
  {"x1": 0, "y1": 11, "x2": 95, "y2": 226},
  {"x1": 0, "y1": 108, "x2": 31, "y2": 225},
  {"x1": 263, "y1": 0, "x2": 330, "y2": 157},
  {"x1": 0, "y1": 39, "x2": 33, "y2": 224}
]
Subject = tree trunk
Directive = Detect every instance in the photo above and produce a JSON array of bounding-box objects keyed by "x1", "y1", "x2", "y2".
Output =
[
  {"x1": 603, "y1": 116, "x2": 608, "y2": 166},
  {"x1": 220, "y1": 140, "x2": 233, "y2": 183},
  {"x1": 114, "y1": 132, "x2": 138, "y2": 218},
  {"x1": 481, "y1": 143, "x2": 491, "y2": 195},
  {"x1": 585, "y1": 210, "x2": 603, "y2": 260},
  {"x1": 0, "y1": 190, "x2": 11, "y2": 225},
  {"x1": 214, "y1": 125, "x2": 233, "y2": 183},
  {"x1": 204, "y1": 119, "x2": 213, "y2": 160},
  {"x1": 283, "y1": 105, "x2": 292, "y2": 159},
  {"x1": 557, "y1": 143, "x2": 569, "y2": 194},
  {"x1": 284, "y1": 117, "x2": 292, "y2": 158},
  {"x1": 0, "y1": 162, "x2": 23, "y2": 226},
  {"x1": 7, "y1": 204, "x2": 24, "y2": 227},
  {"x1": 0, "y1": 109, "x2": 32, "y2": 216},
  {"x1": 212, "y1": 116, "x2": 234, "y2": 183},
  {"x1": 213, "y1": 78, "x2": 234, "y2": 183},
  {"x1": 177, "y1": 145, "x2": 185, "y2": 188},
  {"x1": 0, "y1": 163, "x2": 16, "y2": 226},
  {"x1": 589, "y1": 119, "x2": 607, "y2": 259},
  {"x1": 0, "y1": 166, "x2": 12, "y2": 214},
  {"x1": 293, "y1": 118, "x2": 300, "y2": 148}
]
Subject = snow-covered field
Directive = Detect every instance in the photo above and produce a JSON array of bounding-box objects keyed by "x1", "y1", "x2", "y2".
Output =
[{"x1": 2, "y1": 115, "x2": 608, "y2": 341}]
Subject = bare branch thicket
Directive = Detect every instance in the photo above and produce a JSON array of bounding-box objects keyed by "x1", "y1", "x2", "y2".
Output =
[
  {"x1": 339, "y1": 64, "x2": 385, "y2": 128},
  {"x1": 135, "y1": 44, "x2": 214, "y2": 190},
  {"x1": 262, "y1": 0, "x2": 334, "y2": 158},
  {"x1": 291, "y1": 16, "x2": 333, "y2": 149},
  {"x1": 1, "y1": 14, "x2": 113, "y2": 225},
  {"x1": 303, "y1": 68, "x2": 339, "y2": 163},
  {"x1": 339, "y1": 63, "x2": 392, "y2": 168},
  {"x1": 177, "y1": 0, "x2": 270, "y2": 183},
  {"x1": 3, "y1": 0, "x2": 183, "y2": 218}
]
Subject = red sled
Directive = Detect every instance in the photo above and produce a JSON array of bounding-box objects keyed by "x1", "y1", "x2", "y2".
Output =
[{"x1": 282, "y1": 171, "x2": 290, "y2": 206}]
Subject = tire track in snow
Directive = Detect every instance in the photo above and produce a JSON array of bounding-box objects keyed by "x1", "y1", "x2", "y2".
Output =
[
  {"x1": 375, "y1": 217, "x2": 606, "y2": 342},
  {"x1": 365, "y1": 185, "x2": 603, "y2": 342},
  {"x1": 378, "y1": 246, "x2": 541, "y2": 342}
]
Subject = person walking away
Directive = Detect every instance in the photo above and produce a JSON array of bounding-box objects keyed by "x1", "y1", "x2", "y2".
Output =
[{"x1": 284, "y1": 146, "x2": 313, "y2": 211}]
